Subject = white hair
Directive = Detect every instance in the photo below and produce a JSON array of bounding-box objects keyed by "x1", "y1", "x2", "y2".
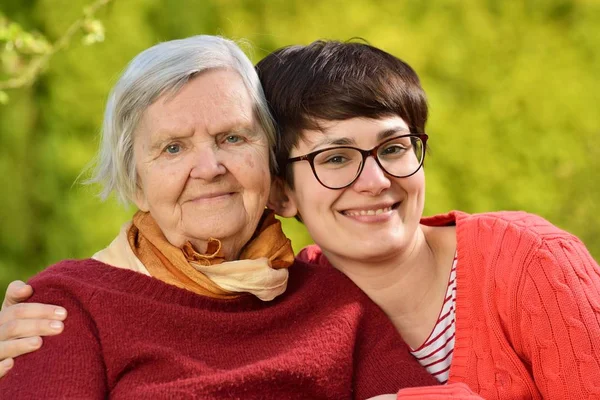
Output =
[{"x1": 88, "y1": 35, "x2": 276, "y2": 205}]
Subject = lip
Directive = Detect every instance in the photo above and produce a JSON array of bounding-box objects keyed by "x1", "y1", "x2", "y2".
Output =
[
  {"x1": 339, "y1": 201, "x2": 400, "y2": 222},
  {"x1": 187, "y1": 192, "x2": 235, "y2": 204}
]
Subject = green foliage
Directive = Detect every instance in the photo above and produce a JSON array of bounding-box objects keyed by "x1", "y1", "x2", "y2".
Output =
[
  {"x1": 0, "y1": 0, "x2": 598, "y2": 291},
  {"x1": 0, "y1": 0, "x2": 111, "y2": 95}
]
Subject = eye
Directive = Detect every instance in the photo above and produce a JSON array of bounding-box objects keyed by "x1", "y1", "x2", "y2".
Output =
[
  {"x1": 324, "y1": 155, "x2": 349, "y2": 164},
  {"x1": 224, "y1": 135, "x2": 243, "y2": 144},
  {"x1": 315, "y1": 148, "x2": 358, "y2": 168},
  {"x1": 380, "y1": 144, "x2": 407, "y2": 156},
  {"x1": 164, "y1": 144, "x2": 181, "y2": 154}
]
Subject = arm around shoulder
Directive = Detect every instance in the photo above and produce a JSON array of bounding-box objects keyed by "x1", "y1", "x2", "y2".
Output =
[
  {"x1": 0, "y1": 280, "x2": 68, "y2": 377},
  {"x1": 0, "y1": 271, "x2": 108, "y2": 399}
]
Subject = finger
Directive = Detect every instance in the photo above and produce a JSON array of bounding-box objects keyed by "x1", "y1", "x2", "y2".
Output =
[
  {"x1": 0, "y1": 303, "x2": 67, "y2": 326},
  {"x1": 0, "y1": 336, "x2": 43, "y2": 360},
  {"x1": 2, "y1": 281, "x2": 33, "y2": 309},
  {"x1": 0, "y1": 318, "x2": 64, "y2": 341},
  {"x1": 0, "y1": 358, "x2": 15, "y2": 378}
]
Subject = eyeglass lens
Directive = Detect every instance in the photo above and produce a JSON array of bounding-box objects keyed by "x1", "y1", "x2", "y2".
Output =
[{"x1": 312, "y1": 136, "x2": 424, "y2": 189}]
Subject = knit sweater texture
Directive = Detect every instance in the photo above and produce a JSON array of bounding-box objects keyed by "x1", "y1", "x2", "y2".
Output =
[
  {"x1": 0, "y1": 258, "x2": 437, "y2": 399},
  {"x1": 302, "y1": 211, "x2": 600, "y2": 399}
]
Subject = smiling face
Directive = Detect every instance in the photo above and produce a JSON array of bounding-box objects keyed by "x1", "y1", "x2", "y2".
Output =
[
  {"x1": 279, "y1": 116, "x2": 425, "y2": 264},
  {"x1": 133, "y1": 69, "x2": 271, "y2": 258}
]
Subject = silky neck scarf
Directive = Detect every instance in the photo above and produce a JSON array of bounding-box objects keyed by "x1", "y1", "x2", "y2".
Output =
[{"x1": 125, "y1": 210, "x2": 294, "y2": 301}]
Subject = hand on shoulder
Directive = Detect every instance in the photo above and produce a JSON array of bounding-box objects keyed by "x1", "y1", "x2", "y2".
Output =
[{"x1": 0, "y1": 280, "x2": 66, "y2": 378}]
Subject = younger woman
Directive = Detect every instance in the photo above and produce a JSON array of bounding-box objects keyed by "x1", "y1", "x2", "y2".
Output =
[{"x1": 256, "y1": 40, "x2": 600, "y2": 399}]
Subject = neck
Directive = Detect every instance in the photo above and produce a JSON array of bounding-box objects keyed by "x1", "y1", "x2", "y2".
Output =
[{"x1": 323, "y1": 225, "x2": 451, "y2": 347}]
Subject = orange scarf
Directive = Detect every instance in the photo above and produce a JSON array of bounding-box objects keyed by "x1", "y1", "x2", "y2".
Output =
[{"x1": 127, "y1": 210, "x2": 294, "y2": 300}]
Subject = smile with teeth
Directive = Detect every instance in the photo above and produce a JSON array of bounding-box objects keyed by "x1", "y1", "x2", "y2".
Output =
[{"x1": 343, "y1": 205, "x2": 394, "y2": 217}]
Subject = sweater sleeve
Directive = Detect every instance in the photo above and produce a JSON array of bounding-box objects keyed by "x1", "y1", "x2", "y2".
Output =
[
  {"x1": 0, "y1": 273, "x2": 108, "y2": 399},
  {"x1": 514, "y1": 234, "x2": 600, "y2": 398}
]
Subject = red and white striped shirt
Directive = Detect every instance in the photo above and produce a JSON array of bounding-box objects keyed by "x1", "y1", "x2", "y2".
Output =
[{"x1": 409, "y1": 254, "x2": 457, "y2": 384}]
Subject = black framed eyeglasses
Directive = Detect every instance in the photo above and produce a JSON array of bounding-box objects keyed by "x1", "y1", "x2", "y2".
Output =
[{"x1": 286, "y1": 134, "x2": 428, "y2": 190}]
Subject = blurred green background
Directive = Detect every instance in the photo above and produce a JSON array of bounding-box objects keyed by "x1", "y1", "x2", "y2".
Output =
[{"x1": 1, "y1": 0, "x2": 599, "y2": 291}]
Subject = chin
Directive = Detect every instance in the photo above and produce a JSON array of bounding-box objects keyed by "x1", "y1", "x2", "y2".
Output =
[
  {"x1": 332, "y1": 239, "x2": 401, "y2": 263},
  {"x1": 361, "y1": 244, "x2": 400, "y2": 260},
  {"x1": 186, "y1": 224, "x2": 241, "y2": 242}
]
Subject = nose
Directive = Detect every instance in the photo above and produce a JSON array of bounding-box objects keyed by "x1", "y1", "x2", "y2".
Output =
[
  {"x1": 351, "y1": 156, "x2": 391, "y2": 195},
  {"x1": 190, "y1": 147, "x2": 227, "y2": 181}
]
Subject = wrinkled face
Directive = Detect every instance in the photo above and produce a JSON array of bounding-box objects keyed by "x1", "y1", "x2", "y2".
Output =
[
  {"x1": 133, "y1": 69, "x2": 271, "y2": 257},
  {"x1": 283, "y1": 116, "x2": 425, "y2": 263}
]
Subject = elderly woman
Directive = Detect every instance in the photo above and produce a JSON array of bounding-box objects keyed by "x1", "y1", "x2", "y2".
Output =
[
  {"x1": 255, "y1": 41, "x2": 600, "y2": 399},
  {"x1": 0, "y1": 36, "x2": 439, "y2": 399}
]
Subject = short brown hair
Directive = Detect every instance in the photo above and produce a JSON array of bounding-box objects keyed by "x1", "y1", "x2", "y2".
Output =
[{"x1": 255, "y1": 40, "x2": 428, "y2": 187}]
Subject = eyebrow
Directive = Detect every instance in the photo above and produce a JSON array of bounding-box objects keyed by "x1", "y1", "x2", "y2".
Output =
[
  {"x1": 148, "y1": 124, "x2": 258, "y2": 152},
  {"x1": 309, "y1": 126, "x2": 411, "y2": 151},
  {"x1": 148, "y1": 128, "x2": 194, "y2": 152},
  {"x1": 223, "y1": 125, "x2": 260, "y2": 138},
  {"x1": 377, "y1": 126, "x2": 411, "y2": 141}
]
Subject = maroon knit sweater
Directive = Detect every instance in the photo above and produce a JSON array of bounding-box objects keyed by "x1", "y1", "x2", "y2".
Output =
[{"x1": 0, "y1": 259, "x2": 436, "y2": 399}]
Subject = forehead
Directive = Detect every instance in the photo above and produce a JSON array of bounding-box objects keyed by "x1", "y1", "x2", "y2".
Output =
[
  {"x1": 297, "y1": 116, "x2": 410, "y2": 150},
  {"x1": 140, "y1": 69, "x2": 255, "y2": 137}
]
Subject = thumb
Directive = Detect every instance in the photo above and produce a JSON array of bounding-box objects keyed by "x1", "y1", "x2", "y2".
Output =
[{"x1": 2, "y1": 280, "x2": 33, "y2": 310}]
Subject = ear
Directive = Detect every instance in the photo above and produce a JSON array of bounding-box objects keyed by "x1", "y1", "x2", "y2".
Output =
[
  {"x1": 267, "y1": 176, "x2": 298, "y2": 218},
  {"x1": 133, "y1": 184, "x2": 149, "y2": 212}
]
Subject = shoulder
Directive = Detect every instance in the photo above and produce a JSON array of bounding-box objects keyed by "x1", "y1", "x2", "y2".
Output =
[
  {"x1": 421, "y1": 210, "x2": 578, "y2": 262},
  {"x1": 27, "y1": 259, "x2": 129, "y2": 304},
  {"x1": 296, "y1": 244, "x2": 330, "y2": 267},
  {"x1": 287, "y1": 258, "x2": 374, "y2": 303},
  {"x1": 294, "y1": 247, "x2": 361, "y2": 289},
  {"x1": 288, "y1": 257, "x2": 349, "y2": 286},
  {"x1": 455, "y1": 211, "x2": 597, "y2": 295},
  {"x1": 452, "y1": 211, "x2": 595, "y2": 301},
  {"x1": 29, "y1": 258, "x2": 117, "y2": 286},
  {"x1": 455, "y1": 210, "x2": 578, "y2": 250}
]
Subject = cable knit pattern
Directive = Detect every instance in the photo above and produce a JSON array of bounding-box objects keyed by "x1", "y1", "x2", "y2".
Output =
[
  {"x1": 422, "y1": 211, "x2": 600, "y2": 399},
  {"x1": 300, "y1": 210, "x2": 600, "y2": 399},
  {"x1": 0, "y1": 258, "x2": 436, "y2": 399}
]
